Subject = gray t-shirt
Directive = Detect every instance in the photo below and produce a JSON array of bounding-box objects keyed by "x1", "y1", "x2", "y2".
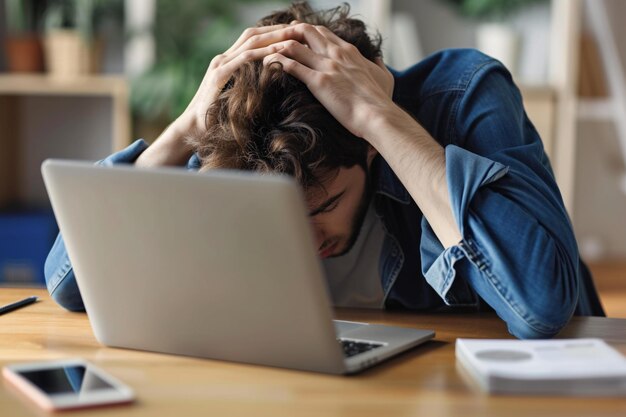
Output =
[{"x1": 322, "y1": 203, "x2": 385, "y2": 309}]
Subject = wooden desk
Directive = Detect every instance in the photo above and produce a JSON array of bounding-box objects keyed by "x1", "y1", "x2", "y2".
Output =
[{"x1": 1, "y1": 288, "x2": 625, "y2": 416}]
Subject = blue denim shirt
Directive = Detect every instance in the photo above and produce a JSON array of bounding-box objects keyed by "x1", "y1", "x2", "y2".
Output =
[{"x1": 44, "y1": 49, "x2": 604, "y2": 339}]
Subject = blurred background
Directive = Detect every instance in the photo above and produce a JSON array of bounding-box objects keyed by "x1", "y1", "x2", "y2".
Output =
[{"x1": 0, "y1": 0, "x2": 624, "y2": 316}]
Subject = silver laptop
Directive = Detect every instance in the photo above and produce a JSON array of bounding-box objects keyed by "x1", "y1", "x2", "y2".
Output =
[{"x1": 42, "y1": 160, "x2": 434, "y2": 374}]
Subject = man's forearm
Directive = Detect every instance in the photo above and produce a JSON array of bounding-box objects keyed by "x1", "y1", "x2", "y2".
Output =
[
  {"x1": 365, "y1": 104, "x2": 462, "y2": 248},
  {"x1": 134, "y1": 114, "x2": 198, "y2": 168}
]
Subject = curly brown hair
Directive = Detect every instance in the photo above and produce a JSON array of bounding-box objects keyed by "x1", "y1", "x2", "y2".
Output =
[{"x1": 189, "y1": 1, "x2": 382, "y2": 191}]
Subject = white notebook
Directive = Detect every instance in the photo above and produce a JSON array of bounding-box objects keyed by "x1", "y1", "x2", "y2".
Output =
[{"x1": 456, "y1": 338, "x2": 626, "y2": 396}]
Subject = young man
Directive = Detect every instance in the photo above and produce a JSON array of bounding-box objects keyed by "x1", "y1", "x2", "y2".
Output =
[{"x1": 45, "y1": 2, "x2": 604, "y2": 338}]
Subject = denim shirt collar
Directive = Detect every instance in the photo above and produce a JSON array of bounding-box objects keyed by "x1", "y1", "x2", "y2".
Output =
[{"x1": 188, "y1": 152, "x2": 202, "y2": 171}]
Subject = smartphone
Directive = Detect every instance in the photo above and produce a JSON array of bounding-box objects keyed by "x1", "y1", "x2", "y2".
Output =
[{"x1": 3, "y1": 359, "x2": 135, "y2": 411}]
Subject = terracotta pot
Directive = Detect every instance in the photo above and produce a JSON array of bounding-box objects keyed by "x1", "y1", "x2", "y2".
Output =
[
  {"x1": 43, "y1": 29, "x2": 103, "y2": 78},
  {"x1": 4, "y1": 34, "x2": 44, "y2": 73}
]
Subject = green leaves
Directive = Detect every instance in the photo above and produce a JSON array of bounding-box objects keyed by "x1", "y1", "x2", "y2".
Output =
[{"x1": 43, "y1": 0, "x2": 123, "y2": 40}]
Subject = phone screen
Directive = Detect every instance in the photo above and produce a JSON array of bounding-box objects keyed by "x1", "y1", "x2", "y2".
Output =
[{"x1": 17, "y1": 365, "x2": 115, "y2": 395}]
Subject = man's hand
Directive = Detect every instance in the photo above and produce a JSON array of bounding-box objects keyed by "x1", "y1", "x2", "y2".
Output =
[
  {"x1": 135, "y1": 24, "x2": 296, "y2": 167},
  {"x1": 262, "y1": 23, "x2": 462, "y2": 248},
  {"x1": 261, "y1": 23, "x2": 395, "y2": 140},
  {"x1": 183, "y1": 23, "x2": 302, "y2": 133}
]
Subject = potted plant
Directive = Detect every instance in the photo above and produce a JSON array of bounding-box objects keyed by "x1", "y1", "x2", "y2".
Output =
[
  {"x1": 42, "y1": 0, "x2": 123, "y2": 78},
  {"x1": 3, "y1": 0, "x2": 44, "y2": 72},
  {"x1": 441, "y1": 0, "x2": 547, "y2": 75}
]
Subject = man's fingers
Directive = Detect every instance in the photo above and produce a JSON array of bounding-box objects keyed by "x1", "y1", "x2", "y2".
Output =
[
  {"x1": 225, "y1": 24, "x2": 288, "y2": 55},
  {"x1": 263, "y1": 53, "x2": 315, "y2": 85},
  {"x1": 215, "y1": 41, "x2": 292, "y2": 86},
  {"x1": 277, "y1": 40, "x2": 326, "y2": 70},
  {"x1": 241, "y1": 23, "x2": 330, "y2": 55},
  {"x1": 221, "y1": 28, "x2": 294, "y2": 69},
  {"x1": 225, "y1": 23, "x2": 339, "y2": 68},
  {"x1": 216, "y1": 22, "x2": 350, "y2": 92},
  {"x1": 313, "y1": 25, "x2": 345, "y2": 47},
  {"x1": 287, "y1": 23, "x2": 330, "y2": 53},
  {"x1": 229, "y1": 22, "x2": 327, "y2": 61},
  {"x1": 225, "y1": 27, "x2": 299, "y2": 64}
]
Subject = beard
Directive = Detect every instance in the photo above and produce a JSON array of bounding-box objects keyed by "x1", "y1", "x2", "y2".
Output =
[{"x1": 331, "y1": 167, "x2": 373, "y2": 258}]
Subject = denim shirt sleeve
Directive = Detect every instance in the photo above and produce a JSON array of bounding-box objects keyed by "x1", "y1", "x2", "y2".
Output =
[
  {"x1": 420, "y1": 61, "x2": 580, "y2": 339},
  {"x1": 44, "y1": 139, "x2": 150, "y2": 311}
]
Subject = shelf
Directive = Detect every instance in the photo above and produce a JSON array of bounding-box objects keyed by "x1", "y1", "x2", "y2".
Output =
[{"x1": 0, "y1": 74, "x2": 128, "y2": 97}]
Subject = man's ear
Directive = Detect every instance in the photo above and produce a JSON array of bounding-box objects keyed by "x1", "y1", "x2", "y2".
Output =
[{"x1": 366, "y1": 145, "x2": 378, "y2": 167}]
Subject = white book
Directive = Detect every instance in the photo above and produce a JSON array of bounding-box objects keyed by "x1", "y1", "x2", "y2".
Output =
[{"x1": 456, "y1": 338, "x2": 626, "y2": 396}]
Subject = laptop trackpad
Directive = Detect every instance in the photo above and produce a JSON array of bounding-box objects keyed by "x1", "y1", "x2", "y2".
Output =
[{"x1": 334, "y1": 320, "x2": 369, "y2": 337}]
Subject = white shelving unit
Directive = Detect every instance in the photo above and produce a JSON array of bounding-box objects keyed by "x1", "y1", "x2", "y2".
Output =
[
  {"x1": 579, "y1": 0, "x2": 626, "y2": 194},
  {"x1": 555, "y1": 0, "x2": 626, "y2": 259},
  {"x1": 549, "y1": 0, "x2": 583, "y2": 217}
]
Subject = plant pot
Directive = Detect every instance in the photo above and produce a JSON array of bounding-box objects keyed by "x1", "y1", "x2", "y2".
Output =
[
  {"x1": 4, "y1": 34, "x2": 44, "y2": 73},
  {"x1": 43, "y1": 29, "x2": 103, "y2": 78},
  {"x1": 476, "y1": 23, "x2": 520, "y2": 76}
]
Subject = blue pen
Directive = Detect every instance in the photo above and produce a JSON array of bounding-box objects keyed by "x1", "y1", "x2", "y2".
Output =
[{"x1": 0, "y1": 296, "x2": 38, "y2": 315}]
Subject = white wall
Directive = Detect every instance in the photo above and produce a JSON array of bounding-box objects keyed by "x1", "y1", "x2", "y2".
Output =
[
  {"x1": 606, "y1": 0, "x2": 626, "y2": 73},
  {"x1": 574, "y1": 121, "x2": 626, "y2": 260},
  {"x1": 18, "y1": 97, "x2": 113, "y2": 206}
]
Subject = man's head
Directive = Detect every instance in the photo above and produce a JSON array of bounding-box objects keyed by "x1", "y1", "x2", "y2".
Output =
[{"x1": 190, "y1": 1, "x2": 382, "y2": 257}]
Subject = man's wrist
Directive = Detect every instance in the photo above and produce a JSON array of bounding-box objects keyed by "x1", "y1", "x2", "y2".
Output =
[
  {"x1": 362, "y1": 103, "x2": 417, "y2": 148},
  {"x1": 173, "y1": 111, "x2": 204, "y2": 137},
  {"x1": 134, "y1": 114, "x2": 199, "y2": 167}
]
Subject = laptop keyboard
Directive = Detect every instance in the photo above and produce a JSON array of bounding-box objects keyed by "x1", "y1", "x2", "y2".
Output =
[{"x1": 339, "y1": 339, "x2": 383, "y2": 358}]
